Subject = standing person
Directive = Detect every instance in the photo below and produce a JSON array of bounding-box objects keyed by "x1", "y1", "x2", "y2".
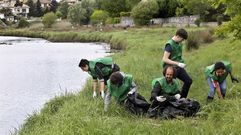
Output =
[
  {"x1": 162, "y1": 28, "x2": 192, "y2": 98},
  {"x1": 79, "y1": 57, "x2": 120, "y2": 98},
  {"x1": 205, "y1": 61, "x2": 239, "y2": 102},
  {"x1": 104, "y1": 72, "x2": 150, "y2": 114},
  {"x1": 150, "y1": 66, "x2": 181, "y2": 109}
]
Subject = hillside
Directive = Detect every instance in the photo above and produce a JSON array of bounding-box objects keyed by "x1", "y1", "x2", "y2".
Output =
[{"x1": 16, "y1": 28, "x2": 241, "y2": 135}]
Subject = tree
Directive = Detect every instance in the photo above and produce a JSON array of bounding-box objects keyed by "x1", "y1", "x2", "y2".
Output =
[
  {"x1": 155, "y1": 0, "x2": 178, "y2": 18},
  {"x1": 100, "y1": 0, "x2": 127, "y2": 17},
  {"x1": 131, "y1": 0, "x2": 159, "y2": 25},
  {"x1": 80, "y1": 0, "x2": 95, "y2": 24},
  {"x1": 26, "y1": 0, "x2": 35, "y2": 17},
  {"x1": 212, "y1": 0, "x2": 241, "y2": 39},
  {"x1": 14, "y1": 0, "x2": 23, "y2": 7},
  {"x1": 90, "y1": 10, "x2": 109, "y2": 25},
  {"x1": 67, "y1": 3, "x2": 87, "y2": 25},
  {"x1": 35, "y1": 0, "x2": 43, "y2": 17},
  {"x1": 57, "y1": 1, "x2": 69, "y2": 19},
  {"x1": 50, "y1": 0, "x2": 58, "y2": 13},
  {"x1": 42, "y1": 12, "x2": 57, "y2": 28}
]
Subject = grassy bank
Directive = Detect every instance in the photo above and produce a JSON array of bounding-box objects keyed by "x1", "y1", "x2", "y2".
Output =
[{"x1": 1, "y1": 28, "x2": 241, "y2": 134}]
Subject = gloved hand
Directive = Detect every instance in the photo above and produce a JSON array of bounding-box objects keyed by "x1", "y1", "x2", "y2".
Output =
[
  {"x1": 93, "y1": 91, "x2": 97, "y2": 98},
  {"x1": 156, "y1": 96, "x2": 166, "y2": 102},
  {"x1": 174, "y1": 94, "x2": 181, "y2": 100},
  {"x1": 231, "y1": 77, "x2": 239, "y2": 83},
  {"x1": 177, "y1": 63, "x2": 186, "y2": 68}
]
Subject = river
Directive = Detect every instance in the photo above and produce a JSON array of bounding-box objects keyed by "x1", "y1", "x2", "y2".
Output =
[{"x1": 0, "y1": 36, "x2": 109, "y2": 135}]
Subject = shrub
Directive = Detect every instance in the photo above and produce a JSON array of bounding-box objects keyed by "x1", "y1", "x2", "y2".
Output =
[
  {"x1": 42, "y1": 12, "x2": 57, "y2": 28},
  {"x1": 217, "y1": 15, "x2": 224, "y2": 26},
  {"x1": 120, "y1": 12, "x2": 131, "y2": 17},
  {"x1": 90, "y1": 10, "x2": 109, "y2": 25},
  {"x1": 199, "y1": 30, "x2": 214, "y2": 43},
  {"x1": 131, "y1": 0, "x2": 159, "y2": 25},
  {"x1": 194, "y1": 18, "x2": 201, "y2": 27},
  {"x1": 17, "y1": 18, "x2": 30, "y2": 28},
  {"x1": 186, "y1": 31, "x2": 200, "y2": 51}
]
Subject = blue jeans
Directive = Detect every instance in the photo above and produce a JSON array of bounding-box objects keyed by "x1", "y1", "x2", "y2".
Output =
[{"x1": 207, "y1": 77, "x2": 227, "y2": 98}]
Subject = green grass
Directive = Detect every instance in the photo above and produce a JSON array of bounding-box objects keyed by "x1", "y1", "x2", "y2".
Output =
[{"x1": 2, "y1": 27, "x2": 241, "y2": 135}]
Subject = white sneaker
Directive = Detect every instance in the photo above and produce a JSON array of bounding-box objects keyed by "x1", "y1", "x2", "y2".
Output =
[
  {"x1": 101, "y1": 91, "x2": 105, "y2": 99},
  {"x1": 93, "y1": 91, "x2": 97, "y2": 98}
]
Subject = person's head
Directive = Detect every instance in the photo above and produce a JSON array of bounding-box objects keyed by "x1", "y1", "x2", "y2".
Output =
[
  {"x1": 79, "y1": 59, "x2": 89, "y2": 71},
  {"x1": 110, "y1": 72, "x2": 123, "y2": 87},
  {"x1": 174, "y1": 28, "x2": 188, "y2": 43},
  {"x1": 163, "y1": 65, "x2": 176, "y2": 82},
  {"x1": 214, "y1": 62, "x2": 226, "y2": 77}
]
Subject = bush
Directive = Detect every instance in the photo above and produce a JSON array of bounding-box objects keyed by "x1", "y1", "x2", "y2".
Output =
[
  {"x1": 217, "y1": 15, "x2": 224, "y2": 26},
  {"x1": 194, "y1": 18, "x2": 201, "y2": 27},
  {"x1": 90, "y1": 10, "x2": 109, "y2": 25},
  {"x1": 199, "y1": 30, "x2": 214, "y2": 43},
  {"x1": 17, "y1": 18, "x2": 30, "y2": 28},
  {"x1": 42, "y1": 12, "x2": 57, "y2": 28},
  {"x1": 120, "y1": 12, "x2": 131, "y2": 17},
  {"x1": 186, "y1": 31, "x2": 200, "y2": 51},
  {"x1": 131, "y1": 0, "x2": 159, "y2": 25}
]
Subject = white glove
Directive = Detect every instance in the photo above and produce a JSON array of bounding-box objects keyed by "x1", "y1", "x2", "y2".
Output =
[
  {"x1": 101, "y1": 91, "x2": 105, "y2": 99},
  {"x1": 174, "y1": 94, "x2": 181, "y2": 100},
  {"x1": 156, "y1": 96, "x2": 166, "y2": 102},
  {"x1": 177, "y1": 63, "x2": 186, "y2": 68}
]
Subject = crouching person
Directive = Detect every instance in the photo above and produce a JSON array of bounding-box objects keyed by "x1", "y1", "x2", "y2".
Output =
[
  {"x1": 79, "y1": 57, "x2": 120, "y2": 99},
  {"x1": 104, "y1": 72, "x2": 150, "y2": 115},
  {"x1": 148, "y1": 66, "x2": 200, "y2": 119},
  {"x1": 205, "y1": 61, "x2": 239, "y2": 102}
]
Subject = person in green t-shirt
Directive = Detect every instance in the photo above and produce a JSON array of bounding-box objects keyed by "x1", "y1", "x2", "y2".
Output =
[
  {"x1": 150, "y1": 66, "x2": 181, "y2": 108},
  {"x1": 104, "y1": 72, "x2": 137, "y2": 111},
  {"x1": 205, "y1": 61, "x2": 239, "y2": 102},
  {"x1": 79, "y1": 57, "x2": 120, "y2": 99},
  {"x1": 162, "y1": 28, "x2": 192, "y2": 98}
]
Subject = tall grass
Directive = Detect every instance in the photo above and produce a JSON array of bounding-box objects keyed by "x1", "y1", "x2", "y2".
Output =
[{"x1": 2, "y1": 28, "x2": 241, "y2": 135}]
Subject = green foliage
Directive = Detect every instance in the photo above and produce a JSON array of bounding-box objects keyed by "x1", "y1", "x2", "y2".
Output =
[
  {"x1": 26, "y1": 0, "x2": 35, "y2": 17},
  {"x1": 35, "y1": 0, "x2": 43, "y2": 17},
  {"x1": 216, "y1": 15, "x2": 223, "y2": 25},
  {"x1": 194, "y1": 18, "x2": 201, "y2": 27},
  {"x1": 57, "y1": 1, "x2": 69, "y2": 19},
  {"x1": 213, "y1": 0, "x2": 241, "y2": 39},
  {"x1": 42, "y1": 12, "x2": 58, "y2": 28},
  {"x1": 90, "y1": 10, "x2": 109, "y2": 25},
  {"x1": 17, "y1": 18, "x2": 30, "y2": 28},
  {"x1": 100, "y1": 0, "x2": 127, "y2": 17},
  {"x1": 55, "y1": 11, "x2": 62, "y2": 18},
  {"x1": 120, "y1": 11, "x2": 131, "y2": 17},
  {"x1": 67, "y1": 3, "x2": 87, "y2": 26},
  {"x1": 131, "y1": 0, "x2": 159, "y2": 25}
]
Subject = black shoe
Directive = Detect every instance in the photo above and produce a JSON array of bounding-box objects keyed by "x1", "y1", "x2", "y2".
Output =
[{"x1": 206, "y1": 96, "x2": 214, "y2": 104}]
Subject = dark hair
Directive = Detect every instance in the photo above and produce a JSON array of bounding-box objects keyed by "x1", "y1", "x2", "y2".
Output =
[
  {"x1": 110, "y1": 72, "x2": 123, "y2": 86},
  {"x1": 176, "y1": 28, "x2": 188, "y2": 39},
  {"x1": 163, "y1": 65, "x2": 176, "y2": 76},
  {"x1": 79, "y1": 59, "x2": 89, "y2": 67},
  {"x1": 214, "y1": 61, "x2": 225, "y2": 71}
]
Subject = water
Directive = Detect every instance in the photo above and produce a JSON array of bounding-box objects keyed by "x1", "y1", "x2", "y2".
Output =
[{"x1": 0, "y1": 36, "x2": 109, "y2": 135}]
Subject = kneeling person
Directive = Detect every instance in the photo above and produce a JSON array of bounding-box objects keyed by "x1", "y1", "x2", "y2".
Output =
[
  {"x1": 79, "y1": 57, "x2": 120, "y2": 98},
  {"x1": 150, "y1": 66, "x2": 180, "y2": 108},
  {"x1": 104, "y1": 72, "x2": 149, "y2": 114}
]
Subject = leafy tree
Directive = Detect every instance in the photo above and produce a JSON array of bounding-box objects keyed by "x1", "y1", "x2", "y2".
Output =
[
  {"x1": 125, "y1": 0, "x2": 141, "y2": 11},
  {"x1": 90, "y1": 10, "x2": 109, "y2": 25},
  {"x1": 67, "y1": 3, "x2": 87, "y2": 25},
  {"x1": 42, "y1": 12, "x2": 57, "y2": 28},
  {"x1": 80, "y1": 0, "x2": 95, "y2": 24},
  {"x1": 35, "y1": 0, "x2": 43, "y2": 17},
  {"x1": 57, "y1": 1, "x2": 69, "y2": 19},
  {"x1": 100, "y1": 0, "x2": 127, "y2": 17},
  {"x1": 212, "y1": 0, "x2": 241, "y2": 39},
  {"x1": 155, "y1": 0, "x2": 178, "y2": 18},
  {"x1": 50, "y1": 0, "x2": 58, "y2": 13},
  {"x1": 14, "y1": 0, "x2": 23, "y2": 7},
  {"x1": 131, "y1": 0, "x2": 159, "y2": 25},
  {"x1": 0, "y1": 7, "x2": 13, "y2": 16},
  {"x1": 17, "y1": 18, "x2": 30, "y2": 28},
  {"x1": 26, "y1": 0, "x2": 35, "y2": 17}
]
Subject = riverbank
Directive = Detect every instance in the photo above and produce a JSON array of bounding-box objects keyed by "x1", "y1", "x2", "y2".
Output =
[{"x1": 1, "y1": 28, "x2": 241, "y2": 134}]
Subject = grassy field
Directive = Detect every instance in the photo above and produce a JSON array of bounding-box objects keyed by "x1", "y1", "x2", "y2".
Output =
[{"x1": 2, "y1": 27, "x2": 241, "y2": 135}]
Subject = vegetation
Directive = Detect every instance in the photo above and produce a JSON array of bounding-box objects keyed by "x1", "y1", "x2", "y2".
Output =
[
  {"x1": 17, "y1": 18, "x2": 30, "y2": 28},
  {"x1": 90, "y1": 10, "x2": 109, "y2": 25},
  {"x1": 1, "y1": 27, "x2": 240, "y2": 134},
  {"x1": 42, "y1": 12, "x2": 58, "y2": 28}
]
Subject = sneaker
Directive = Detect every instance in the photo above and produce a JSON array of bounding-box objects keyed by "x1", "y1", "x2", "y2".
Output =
[{"x1": 93, "y1": 91, "x2": 97, "y2": 98}]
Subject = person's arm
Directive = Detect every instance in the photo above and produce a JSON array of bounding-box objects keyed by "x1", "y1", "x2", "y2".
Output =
[
  {"x1": 162, "y1": 51, "x2": 179, "y2": 66},
  {"x1": 128, "y1": 81, "x2": 137, "y2": 94},
  {"x1": 151, "y1": 82, "x2": 161, "y2": 101},
  {"x1": 104, "y1": 90, "x2": 111, "y2": 111},
  {"x1": 212, "y1": 79, "x2": 223, "y2": 99},
  {"x1": 92, "y1": 79, "x2": 97, "y2": 92}
]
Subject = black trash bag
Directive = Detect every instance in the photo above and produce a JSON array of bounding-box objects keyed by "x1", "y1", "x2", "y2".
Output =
[
  {"x1": 148, "y1": 98, "x2": 200, "y2": 119},
  {"x1": 124, "y1": 92, "x2": 150, "y2": 115}
]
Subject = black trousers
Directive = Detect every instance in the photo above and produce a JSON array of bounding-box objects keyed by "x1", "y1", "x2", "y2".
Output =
[{"x1": 174, "y1": 67, "x2": 192, "y2": 98}]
